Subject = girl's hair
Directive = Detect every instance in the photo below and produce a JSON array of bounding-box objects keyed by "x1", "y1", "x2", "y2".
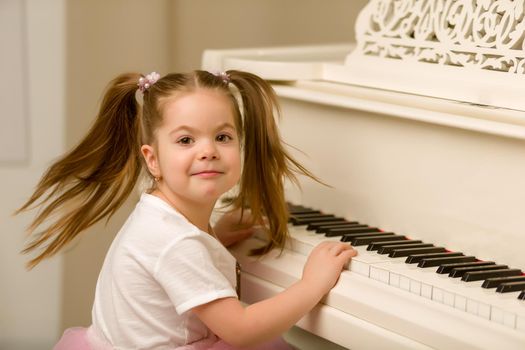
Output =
[{"x1": 16, "y1": 70, "x2": 318, "y2": 268}]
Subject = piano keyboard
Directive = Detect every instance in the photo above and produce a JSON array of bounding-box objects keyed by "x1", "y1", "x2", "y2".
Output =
[
  {"x1": 288, "y1": 204, "x2": 525, "y2": 304},
  {"x1": 229, "y1": 204, "x2": 525, "y2": 349}
]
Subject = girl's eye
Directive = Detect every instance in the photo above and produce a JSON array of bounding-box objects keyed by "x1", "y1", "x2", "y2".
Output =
[
  {"x1": 216, "y1": 134, "x2": 233, "y2": 142},
  {"x1": 177, "y1": 137, "x2": 193, "y2": 145}
]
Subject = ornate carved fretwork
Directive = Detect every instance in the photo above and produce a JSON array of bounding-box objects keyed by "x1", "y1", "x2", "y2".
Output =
[{"x1": 352, "y1": 0, "x2": 525, "y2": 74}]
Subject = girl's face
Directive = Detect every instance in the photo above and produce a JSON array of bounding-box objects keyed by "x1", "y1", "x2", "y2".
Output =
[{"x1": 142, "y1": 89, "x2": 241, "y2": 207}]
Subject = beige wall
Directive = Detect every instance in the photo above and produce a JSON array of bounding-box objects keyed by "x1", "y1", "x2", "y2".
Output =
[
  {"x1": 171, "y1": 0, "x2": 365, "y2": 71},
  {"x1": 2, "y1": 0, "x2": 367, "y2": 348},
  {"x1": 0, "y1": 1, "x2": 65, "y2": 348}
]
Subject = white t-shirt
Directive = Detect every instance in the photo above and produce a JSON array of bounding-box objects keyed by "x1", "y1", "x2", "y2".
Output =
[{"x1": 92, "y1": 193, "x2": 238, "y2": 349}]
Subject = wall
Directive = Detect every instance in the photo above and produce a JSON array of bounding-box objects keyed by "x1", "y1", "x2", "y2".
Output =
[
  {"x1": 0, "y1": 0, "x2": 65, "y2": 348},
  {"x1": 170, "y1": 0, "x2": 365, "y2": 71}
]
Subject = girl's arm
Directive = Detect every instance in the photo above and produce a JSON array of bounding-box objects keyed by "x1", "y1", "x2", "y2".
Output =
[{"x1": 192, "y1": 241, "x2": 357, "y2": 347}]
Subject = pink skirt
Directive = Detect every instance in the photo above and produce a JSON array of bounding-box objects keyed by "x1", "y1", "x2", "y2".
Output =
[
  {"x1": 53, "y1": 327, "x2": 91, "y2": 350},
  {"x1": 178, "y1": 334, "x2": 293, "y2": 350},
  {"x1": 54, "y1": 326, "x2": 293, "y2": 350}
]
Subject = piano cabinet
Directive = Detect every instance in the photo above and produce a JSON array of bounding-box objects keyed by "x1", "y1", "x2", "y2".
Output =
[{"x1": 227, "y1": 82, "x2": 525, "y2": 349}]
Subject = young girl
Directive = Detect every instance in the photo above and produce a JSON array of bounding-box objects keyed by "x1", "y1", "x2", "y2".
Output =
[{"x1": 17, "y1": 70, "x2": 357, "y2": 349}]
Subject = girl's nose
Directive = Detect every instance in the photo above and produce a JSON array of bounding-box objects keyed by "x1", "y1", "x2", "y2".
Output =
[{"x1": 198, "y1": 141, "x2": 219, "y2": 160}]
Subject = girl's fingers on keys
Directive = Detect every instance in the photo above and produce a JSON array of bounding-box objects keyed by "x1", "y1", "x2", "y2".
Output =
[
  {"x1": 341, "y1": 246, "x2": 358, "y2": 258},
  {"x1": 329, "y1": 242, "x2": 354, "y2": 255}
]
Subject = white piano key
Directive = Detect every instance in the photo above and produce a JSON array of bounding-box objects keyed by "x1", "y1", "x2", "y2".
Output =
[
  {"x1": 454, "y1": 295, "x2": 467, "y2": 311},
  {"x1": 478, "y1": 302, "x2": 491, "y2": 320},
  {"x1": 370, "y1": 265, "x2": 390, "y2": 284},
  {"x1": 517, "y1": 315, "x2": 525, "y2": 332},
  {"x1": 369, "y1": 265, "x2": 381, "y2": 281},
  {"x1": 443, "y1": 290, "x2": 455, "y2": 307},
  {"x1": 380, "y1": 269, "x2": 390, "y2": 284},
  {"x1": 350, "y1": 260, "x2": 371, "y2": 277},
  {"x1": 390, "y1": 272, "x2": 400, "y2": 288},
  {"x1": 491, "y1": 292, "x2": 524, "y2": 330},
  {"x1": 504, "y1": 311, "x2": 517, "y2": 328},
  {"x1": 410, "y1": 279, "x2": 421, "y2": 295},
  {"x1": 400, "y1": 275, "x2": 410, "y2": 291},
  {"x1": 421, "y1": 283, "x2": 432, "y2": 299},
  {"x1": 491, "y1": 307, "x2": 504, "y2": 325},
  {"x1": 432, "y1": 287, "x2": 444, "y2": 303},
  {"x1": 466, "y1": 299, "x2": 479, "y2": 315}
]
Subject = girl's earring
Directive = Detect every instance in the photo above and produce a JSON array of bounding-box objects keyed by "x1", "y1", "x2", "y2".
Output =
[{"x1": 154, "y1": 176, "x2": 161, "y2": 182}]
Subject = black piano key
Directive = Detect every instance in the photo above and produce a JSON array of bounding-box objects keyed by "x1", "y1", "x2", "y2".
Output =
[
  {"x1": 290, "y1": 211, "x2": 326, "y2": 216},
  {"x1": 367, "y1": 239, "x2": 422, "y2": 251},
  {"x1": 449, "y1": 264, "x2": 508, "y2": 278},
  {"x1": 327, "y1": 226, "x2": 380, "y2": 237},
  {"x1": 483, "y1": 275, "x2": 525, "y2": 289},
  {"x1": 389, "y1": 246, "x2": 446, "y2": 258},
  {"x1": 315, "y1": 223, "x2": 366, "y2": 234},
  {"x1": 340, "y1": 232, "x2": 395, "y2": 242},
  {"x1": 496, "y1": 281, "x2": 525, "y2": 293},
  {"x1": 378, "y1": 243, "x2": 433, "y2": 255},
  {"x1": 291, "y1": 215, "x2": 340, "y2": 225},
  {"x1": 519, "y1": 291, "x2": 525, "y2": 300},
  {"x1": 288, "y1": 208, "x2": 321, "y2": 215},
  {"x1": 307, "y1": 220, "x2": 357, "y2": 231},
  {"x1": 406, "y1": 252, "x2": 464, "y2": 264},
  {"x1": 351, "y1": 234, "x2": 406, "y2": 246},
  {"x1": 418, "y1": 255, "x2": 477, "y2": 268},
  {"x1": 287, "y1": 203, "x2": 318, "y2": 213},
  {"x1": 288, "y1": 212, "x2": 325, "y2": 223},
  {"x1": 324, "y1": 225, "x2": 381, "y2": 237},
  {"x1": 290, "y1": 213, "x2": 333, "y2": 220},
  {"x1": 340, "y1": 231, "x2": 394, "y2": 239},
  {"x1": 437, "y1": 261, "x2": 495, "y2": 274},
  {"x1": 315, "y1": 223, "x2": 362, "y2": 233},
  {"x1": 462, "y1": 268, "x2": 522, "y2": 282}
]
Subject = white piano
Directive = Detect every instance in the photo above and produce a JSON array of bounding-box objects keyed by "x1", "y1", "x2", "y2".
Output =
[{"x1": 203, "y1": 1, "x2": 525, "y2": 349}]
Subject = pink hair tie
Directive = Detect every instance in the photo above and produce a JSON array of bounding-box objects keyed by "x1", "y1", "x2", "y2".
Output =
[
  {"x1": 137, "y1": 72, "x2": 160, "y2": 92},
  {"x1": 212, "y1": 71, "x2": 230, "y2": 84}
]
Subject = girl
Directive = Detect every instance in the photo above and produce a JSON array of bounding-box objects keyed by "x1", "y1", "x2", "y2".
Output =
[{"x1": 17, "y1": 70, "x2": 357, "y2": 349}]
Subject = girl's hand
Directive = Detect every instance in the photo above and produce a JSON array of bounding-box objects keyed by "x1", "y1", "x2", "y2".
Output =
[
  {"x1": 301, "y1": 241, "x2": 357, "y2": 297},
  {"x1": 213, "y1": 208, "x2": 256, "y2": 247}
]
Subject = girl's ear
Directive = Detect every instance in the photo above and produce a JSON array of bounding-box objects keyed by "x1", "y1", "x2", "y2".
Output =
[{"x1": 141, "y1": 144, "x2": 161, "y2": 178}]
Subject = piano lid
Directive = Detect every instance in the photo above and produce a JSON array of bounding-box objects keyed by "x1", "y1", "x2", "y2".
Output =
[{"x1": 203, "y1": 0, "x2": 525, "y2": 112}]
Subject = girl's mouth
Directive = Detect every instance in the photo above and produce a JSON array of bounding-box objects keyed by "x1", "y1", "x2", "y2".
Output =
[{"x1": 192, "y1": 170, "x2": 223, "y2": 178}]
